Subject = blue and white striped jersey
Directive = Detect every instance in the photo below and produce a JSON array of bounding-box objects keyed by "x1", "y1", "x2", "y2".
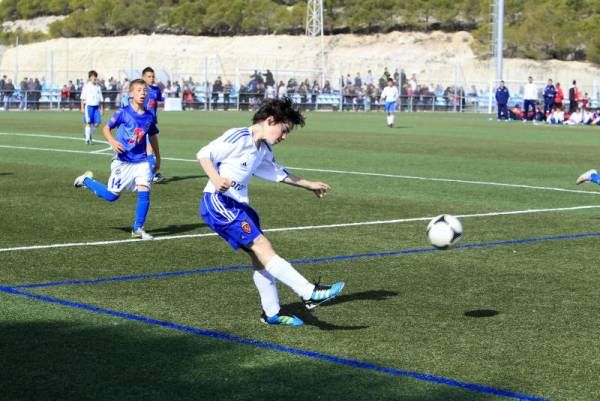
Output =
[{"x1": 197, "y1": 127, "x2": 289, "y2": 204}]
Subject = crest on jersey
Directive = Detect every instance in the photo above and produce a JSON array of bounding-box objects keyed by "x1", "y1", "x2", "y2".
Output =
[
  {"x1": 147, "y1": 98, "x2": 156, "y2": 110},
  {"x1": 129, "y1": 127, "x2": 146, "y2": 144},
  {"x1": 241, "y1": 221, "x2": 251, "y2": 234}
]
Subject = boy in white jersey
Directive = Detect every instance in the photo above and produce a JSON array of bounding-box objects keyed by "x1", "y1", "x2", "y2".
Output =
[
  {"x1": 197, "y1": 98, "x2": 345, "y2": 326},
  {"x1": 380, "y1": 78, "x2": 399, "y2": 127},
  {"x1": 80, "y1": 70, "x2": 104, "y2": 144}
]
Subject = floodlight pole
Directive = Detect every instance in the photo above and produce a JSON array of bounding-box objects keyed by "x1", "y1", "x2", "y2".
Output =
[
  {"x1": 495, "y1": 0, "x2": 504, "y2": 83},
  {"x1": 306, "y1": 0, "x2": 325, "y2": 86}
]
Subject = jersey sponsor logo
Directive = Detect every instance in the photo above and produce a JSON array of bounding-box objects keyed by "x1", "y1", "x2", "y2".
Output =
[
  {"x1": 129, "y1": 127, "x2": 146, "y2": 144},
  {"x1": 147, "y1": 98, "x2": 156, "y2": 110},
  {"x1": 230, "y1": 181, "x2": 245, "y2": 191},
  {"x1": 241, "y1": 221, "x2": 251, "y2": 234},
  {"x1": 240, "y1": 162, "x2": 247, "y2": 169}
]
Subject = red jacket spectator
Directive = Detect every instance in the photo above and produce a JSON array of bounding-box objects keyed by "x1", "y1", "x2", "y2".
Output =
[{"x1": 554, "y1": 83, "x2": 564, "y2": 106}]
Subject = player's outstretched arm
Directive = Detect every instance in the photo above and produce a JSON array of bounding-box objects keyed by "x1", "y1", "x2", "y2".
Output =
[
  {"x1": 103, "y1": 124, "x2": 124, "y2": 153},
  {"x1": 282, "y1": 174, "x2": 330, "y2": 198}
]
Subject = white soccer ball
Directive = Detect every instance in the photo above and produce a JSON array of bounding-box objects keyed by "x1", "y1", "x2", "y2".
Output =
[{"x1": 426, "y1": 214, "x2": 463, "y2": 249}]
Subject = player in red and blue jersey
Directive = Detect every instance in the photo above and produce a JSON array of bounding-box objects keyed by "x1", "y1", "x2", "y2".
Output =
[
  {"x1": 73, "y1": 79, "x2": 160, "y2": 240},
  {"x1": 142, "y1": 67, "x2": 166, "y2": 184}
]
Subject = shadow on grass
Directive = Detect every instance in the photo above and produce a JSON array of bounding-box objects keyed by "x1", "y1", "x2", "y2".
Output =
[
  {"x1": 0, "y1": 320, "x2": 509, "y2": 401},
  {"x1": 158, "y1": 174, "x2": 207, "y2": 183},
  {"x1": 112, "y1": 223, "x2": 206, "y2": 236},
  {"x1": 282, "y1": 290, "x2": 399, "y2": 331}
]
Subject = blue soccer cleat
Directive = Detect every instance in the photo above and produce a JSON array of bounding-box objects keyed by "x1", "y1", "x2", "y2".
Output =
[
  {"x1": 261, "y1": 313, "x2": 304, "y2": 327},
  {"x1": 303, "y1": 281, "x2": 345, "y2": 310}
]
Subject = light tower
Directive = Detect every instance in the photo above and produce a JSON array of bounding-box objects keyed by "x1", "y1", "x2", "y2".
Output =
[
  {"x1": 306, "y1": 0, "x2": 325, "y2": 84},
  {"x1": 490, "y1": 0, "x2": 504, "y2": 82}
]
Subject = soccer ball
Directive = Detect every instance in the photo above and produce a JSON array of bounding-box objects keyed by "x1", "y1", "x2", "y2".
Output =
[{"x1": 426, "y1": 214, "x2": 463, "y2": 249}]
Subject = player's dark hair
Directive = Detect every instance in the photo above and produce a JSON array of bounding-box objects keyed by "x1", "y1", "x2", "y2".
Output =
[
  {"x1": 129, "y1": 78, "x2": 146, "y2": 90},
  {"x1": 88, "y1": 70, "x2": 98, "y2": 78},
  {"x1": 142, "y1": 67, "x2": 155, "y2": 75},
  {"x1": 252, "y1": 97, "x2": 305, "y2": 130},
  {"x1": 387, "y1": 77, "x2": 394, "y2": 83}
]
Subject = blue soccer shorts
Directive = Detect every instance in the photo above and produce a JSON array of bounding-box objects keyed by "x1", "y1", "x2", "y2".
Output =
[
  {"x1": 83, "y1": 105, "x2": 101, "y2": 124},
  {"x1": 200, "y1": 192, "x2": 262, "y2": 250},
  {"x1": 385, "y1": 100, "x2": 396, "y2": 113}
]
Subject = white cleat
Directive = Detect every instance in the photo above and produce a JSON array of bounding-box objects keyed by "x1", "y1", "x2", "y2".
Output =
[
  {"x1": 131, "y1": 227, "x2": 154, "y2": 240},
  {"x1": 73, "y1": 170, "x2": 93, "y2": 188},
  {"x1": 576, "y1": 169, "x2": 597, "y2": 185}
]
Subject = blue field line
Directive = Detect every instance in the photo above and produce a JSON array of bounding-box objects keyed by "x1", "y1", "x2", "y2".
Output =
[
  {"x1": 0, "y1": 285, "x2": 549, "y2": 401},
  {"x1": 14, "y1": 230, "x2": 600, "y2": 290}
]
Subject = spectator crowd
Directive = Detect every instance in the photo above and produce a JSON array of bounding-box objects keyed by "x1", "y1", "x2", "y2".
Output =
[{"x1": 495, "y1": 76, "x2": 600, "y2": 126}]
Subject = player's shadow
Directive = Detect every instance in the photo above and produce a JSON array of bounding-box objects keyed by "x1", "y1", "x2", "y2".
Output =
[
  {"x1": 0, "y1": 172, "x2": 12, "y2": 176},
  {"x1": 282, "y1": 290, "x2": 398, "y2": 331},
  {"x1": 159, "y1": 174, "x2": 207, "y2": 183},
  {"x1": 113, "y1": 223, "x2": 206, "y2": 235},
  {"x1": 0, "y1": 320, "x2": 506, "y2": 401}
]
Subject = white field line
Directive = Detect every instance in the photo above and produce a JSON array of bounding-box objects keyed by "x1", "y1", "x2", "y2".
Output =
[
  {"x1": 1, "y1": 205, "x2": 599, "y2": 253},
  {"x1": 90, "y1": 146, "x2": 113, "y2": 154},
  {"x1": 0, "y1": 142, "x2": 598, "y2": 197},
  {"x1": 0, "y1": 132, "x2": 109, "y2": 146}
]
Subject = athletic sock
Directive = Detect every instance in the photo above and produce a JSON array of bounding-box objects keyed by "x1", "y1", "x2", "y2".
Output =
[
  {"x1": 133, "y1": 191, "x2": 150, "y2": 231},
  {"x1": 253, "y1": 269, "x2": 280, "y2": 317},
  {"x1": 90, "y1": 125, "x2": 96, "y2": 141},
  {"x1": 390, "y1": 115, "x2": 395, "y2": 125},
  {"x1": 84, "y1": 126, "x2": 91, "y2": 142},
  {"x1": 83, "y1": 177, "x2": 119, "y2": 202},
  {"x1": 264, "y1": 255, "x2": 314, "y2": 300},
  {"x1": 591, "y1": 173, "x2": 600, "y2": 185}
]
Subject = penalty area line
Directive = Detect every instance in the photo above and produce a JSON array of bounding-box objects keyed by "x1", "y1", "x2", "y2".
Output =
[
  {"x1": 0, "y1": 286, "x2": 550, "y2": 401},
  {"x1": 1, "y1": 204, "x2": 599, "y2": 253}
]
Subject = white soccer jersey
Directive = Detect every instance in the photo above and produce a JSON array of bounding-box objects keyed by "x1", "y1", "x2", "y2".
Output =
[
  {"x1": 381, "y1": 86, "x2": 399, "y2": 102},
  {"x1": 523, "y1": 83, "x2": 538, "y2": 100},
  {"x1": 197, "y1": 127, "x2": 289, "y2": 204},
  {"x1": 80, "y1": 82, "x2": 103, "y2": 106}
]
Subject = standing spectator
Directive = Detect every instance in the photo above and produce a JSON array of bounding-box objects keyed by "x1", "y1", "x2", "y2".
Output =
[
  {"x1": 554, "y1": 82, "x2": 564, "y2": 109},
  {"x1": 60, "y1": 84, "x2": 70, "y2": 110},
  {"x1": 212, "y1": 76, "x2": 223, "y2": 104},
  {"x1": 182, "y1": 86, "x2": 194, "y2": 110},
  {"x1": 263, "y1": 69, "x2": 275, "y2": 88},
  {"x1": 522, "y1": 76, "x2": 538, "y2": 122},
  {"x1": 322, "y1": 80, "x2": 331, "y2": 94},
  {"x1": 354, "y1": 73, "x2": 362, "y2": 88},
  {"x1": 3, "y1": 78, "x2": 14, "y2": 110},
  {"x1": 33, "y1": 78, "x2": 42, "y2": 110},
  {"x1": 68, "y1": 80, "x2": 77, "y2": 110},
  {"x1": 543, "y1": 79, "x2": 556, "y2": 116},
  {"x1": 495, "y1": 80, "x2": 510, "y2": 120},
  {"x1": 19, "y1": 77, "x2": 28, "y2": 111},
  {"x1": 223, "y1": 80, "x2": 233, "y2": 110},
  {"x1": 400, "y1": 69, "x2": 407, "y2": 89},
  {"x1": 364, "y1": 70, "x2": 373, "y2": 86},
  {"x1": 568, "y1": 80, "x2": 580, "y2": 114},
  {"x1": 0, "y1": 75, "x2": 5, "y2": 108},
  {"x1": 581, "y1": 92, "x2": 591, "y2": 111}
]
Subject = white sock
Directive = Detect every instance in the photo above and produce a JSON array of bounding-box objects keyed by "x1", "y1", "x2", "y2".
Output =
[
  {"x1": 390, "y1": 115, "x2": 395, "y2": 125},
  {"x1": 84, "y1": 126, "x2": 91, "y2": 141},
  {"x1": 264, "y1": 255, "x2": 314, "y2": 300},
  {"x1": 90, "y1": 125, "x2": 96, "y2": 141},
  {"x1": 386, "y1": 115, "x2": 391, "y2": 125},
  {"x1": 253, "y1": 270, "x2": 280, "y2": 317}
]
